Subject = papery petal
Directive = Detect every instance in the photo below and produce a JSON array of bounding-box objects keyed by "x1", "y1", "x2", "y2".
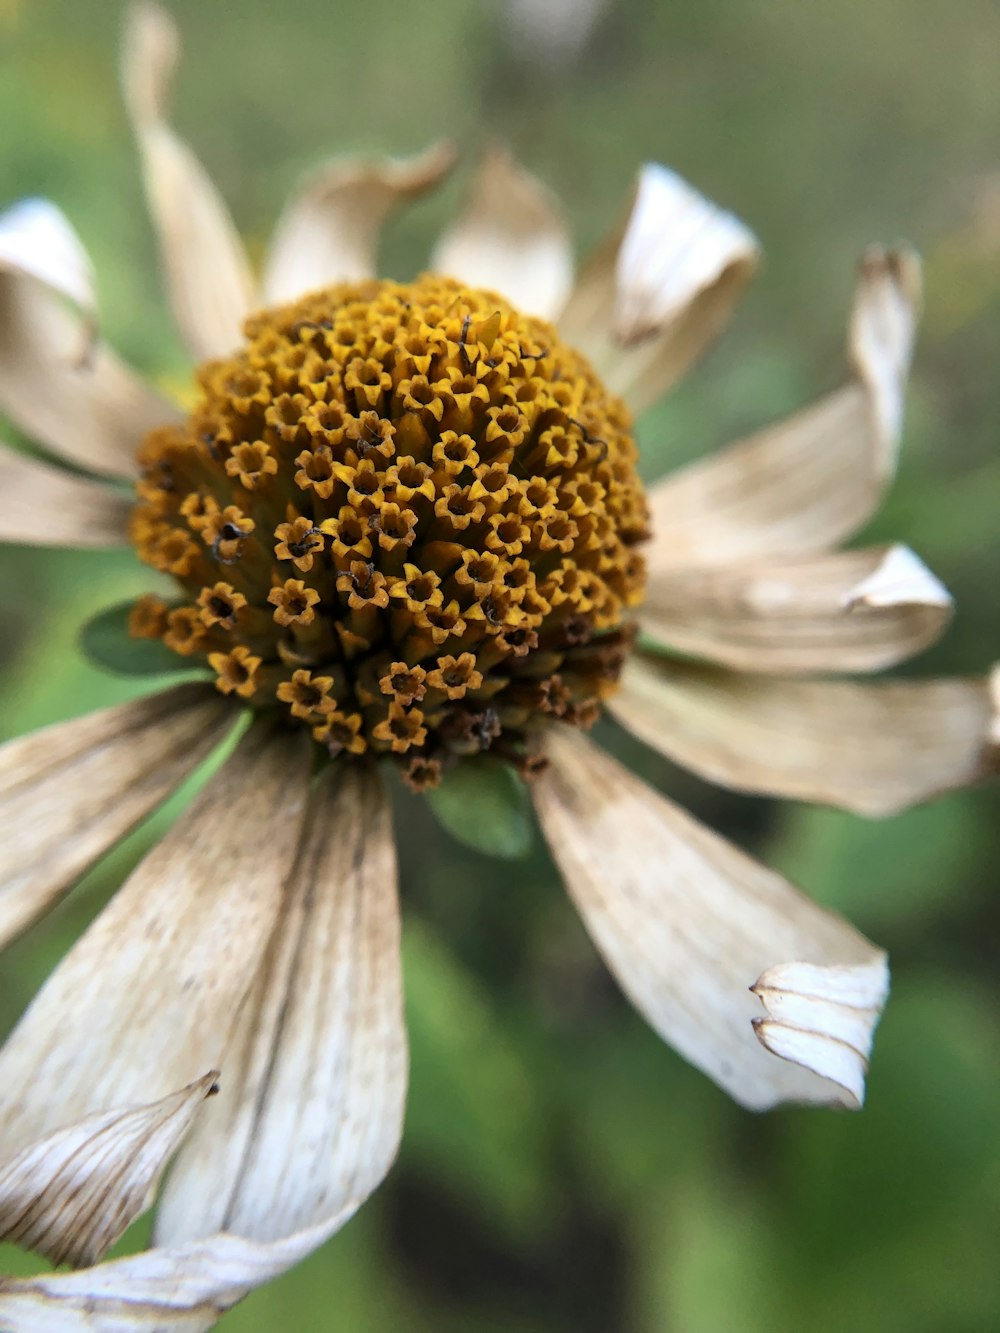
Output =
[
  {"x1": 638, "y1": 543, "x2": 952, "y2": 675},
  {"x1": 533, "y1": 728, "x2": 888, "y2": 1109},
  {"x1": 0, "y1": 200, "x2": 177, "y2": 479},
  {"x1": 0, "y1": 723, "x2": 311, "y2": 1158},
  {"x1": 558, "y1": 163, "x2": 758, "y2": 414},
  {"x1": 609, "y1": 653, "x2": 1000, "y2": 816},
  {"x1": 0, "y1": 443, "x2": 132, "y2": 548},
  {"x1": 644, "y1": 247, "x2": 921, "y2": 570},
  {"x1": 263, "y1": 142, "x2": 456, "y2": 304},
  {"x1": 751, "y1": 961, "x2": 889, "y2": 1108},
  {"x1": 157, "y1": 763, "x2": 404, "y2": 1242},
  {"x1": 431, "y1": 145, "x2": 574, "y2": 319},
  {"x1": 121, "y1": 3, "x2": 255, "y2": 360},
  {"x1": 0, "y1": 1075, "x2": 218, "y2": 1269},
  {"x1": 0, "y1": 685, "x2": 234, "y2": 949}
]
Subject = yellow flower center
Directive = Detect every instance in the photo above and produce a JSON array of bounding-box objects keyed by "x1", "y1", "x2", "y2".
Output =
[{"x1": 129, "y1": 275, "x2": 648, "y2": 787}]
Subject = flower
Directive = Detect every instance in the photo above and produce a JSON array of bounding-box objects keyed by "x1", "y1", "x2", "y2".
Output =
[{"x1": 0, "y1": 2, "x2": 997, "y2": 1327}]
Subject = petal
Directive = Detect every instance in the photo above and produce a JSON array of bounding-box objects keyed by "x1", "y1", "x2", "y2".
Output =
[
  {"x1": 645, "y1": 247, "x2": 922, "y2": 571},
  {"x1": 156, "y1": 763, "x2": 404, "y2": 1243},
  {"x1": 557, "y1": 163, "x2": 759, "y2": 414},
  {"x1": 263, "y1": 141, "x2": 456, "y2": 305},
  {"x1": 0, "y1": 200, "x2": 178, "y2": 479},
  {"x1": 0, "y1": 723, "x2": 311, "y2": 1159},
  {"x1": 532, "y1": 727, "x2": 888, "y2": 1110},
  {"x1": 0, "y1": 1074, "x2": 218, "y2": 1269},
  {"x1": 121, "y1": 2, "x2": 255, "y2": 360},
  {"x1": 431, "y1": 145, "x2": 574, "y2": 319},
  {"x1": 0, "y1": 766, "x2": 403, "y2": 1332},
  {"x1": 0, "y1": 685, "x2": 235, "y2": 949},
  {"x1": 608, "y1": 652, "x2": 1000, "y2": 816},
  {"x1": 0, "y1": 443, "x2": 131, "y2": 548},
  {"x1": 751, "y1": 961, "x2": 889, "y2": 1108},
  {"x1": 637, "y1": 543, "x2": 953, "y2": 675}
]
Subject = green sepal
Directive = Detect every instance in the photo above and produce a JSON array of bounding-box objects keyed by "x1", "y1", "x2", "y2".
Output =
[
  {"x1": 79, "y1": 600, "x2": 199, "y2": 677},
  {"x1": 426, "y1": 757, "x2": 534, "y2": 860}
]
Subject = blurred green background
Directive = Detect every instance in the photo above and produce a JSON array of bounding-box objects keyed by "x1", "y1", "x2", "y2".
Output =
[{"x1": 1, "y1": 0, "x2": 999, "y2": 1329}]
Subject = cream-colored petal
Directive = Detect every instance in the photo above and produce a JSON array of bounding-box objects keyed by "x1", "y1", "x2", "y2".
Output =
[
  {"x1": 533, "y1": 728, "x2": 888, "y2": 1110},
  {"x1": 645, "y1": 248, "x2": 922, "y2": 571},
  {"x1": 431, "y1": 145, "x2": 573, "y2": 319},
  {"x1": 0, "y1": 443, "x2": 131, "y2": 548},
  {"x1": 0, "y1": 201, "x2": 177, "y2": 480},
  {"x1": 609, "y1": 653, "x2": 999, "y2": 816},
  {"x1": 0, "y1": 723, "x2": 311, "y2": 1159},
  {"x1": 0, "y1": 1074, "x2": 218, "y2": 1270},
  {"x1": 0, "y1": 685, "x2": 235, "y2": 950},
  {"x1": 751, "y1": 961, "x2": 888, "y2": 1108},
  {"x1": 558, "y1": 163, "x2": 759, "y2": 414},
  {"x1": 638, "y1": 543, "x2": 952, "y2": 675},
  {"x1": 121, "y1": 3, "x2": 255, "y2": 360},
  {"x1": 157, "y1": 762, "x2": 404, "y2": 1243},
  {"x1": 0, "y1": 1220, "x2": 361, "y2": 1332},
  {"x1": 263, "y1": 141, "x2": 456, "y2": 305},
  {"x1": 0, "y1": 767, "x2": 403, "y2": 1332}
]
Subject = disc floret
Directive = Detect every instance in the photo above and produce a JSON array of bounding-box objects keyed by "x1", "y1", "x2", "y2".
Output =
[{"x1": 130, "y1": 275, "x2": 648, "y2": 787}]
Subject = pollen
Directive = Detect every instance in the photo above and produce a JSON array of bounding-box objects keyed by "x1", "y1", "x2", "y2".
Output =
[{"x1": 130, "y1": 275, "x2": 648, "y2": 785}]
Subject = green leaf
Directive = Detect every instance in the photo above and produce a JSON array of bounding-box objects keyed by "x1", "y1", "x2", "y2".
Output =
[
  {"x1": 79, "y1": 600, "x2": 199, "y2": 677},
  {"x1": 426, "y1": 757, "x2": 534, "y2": 859}
]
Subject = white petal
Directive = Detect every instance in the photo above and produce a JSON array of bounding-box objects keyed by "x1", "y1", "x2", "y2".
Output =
[
  {"x1": 263, "y1": 141, "x2": 456, "y2": 304},
  {"x1": 0, "y1": 201, "x2": 178, "y2": 479},
  {"x1": 0, "y1": 198, "x2": 96, "y2": 311},
  {"x1": 431, "y1": 145, "x2": 574, "y2": 319},
  {"x1": 645, "y1": 247, "x2": 922, "y2": 571},
  {"x1": 637, "y1": 543, "x2": 953, "y2": 675},
  {"x1": 121, "y1": 3, "x2": 255, "y2": 360},
  {"x1": 0, "y1": 443, "x2": 132, "y2": 548},
  {"x1": 609, "y1": 653, "x2": 999, "y2": 816},
  {"x1": 0, "y1": 769, "x2": 404, "y2": 1331},
  {"x1": 157, "y1": 763, "x2": 404, "y2": 1243},
  {"x1": 0, "y1": 723, "x2": 311, "y2": 1159},
  {"x1": 558, "y1": 163, "x2": 759, "y2": 414},
  {"x1": 0, "y1": 1074, "x2": 218, "y2": 1269},
  {"x1": 752, "y1": 960, "x2": 889, "y2": 1109},
  {"x1": 0, "y1": 685, "x2": 234, "y2": 949},
  {"x1": 533, "y1": 728, "x2": 888, "y2": 1110}
]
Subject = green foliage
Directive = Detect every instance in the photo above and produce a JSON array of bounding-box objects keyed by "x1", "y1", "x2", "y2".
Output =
[
  {"x1": 426, "y1": 758, "x2": 534, "y2": 859},
  {"x1": 79, "y1": 600, "x2": 198, "y2": 677}
]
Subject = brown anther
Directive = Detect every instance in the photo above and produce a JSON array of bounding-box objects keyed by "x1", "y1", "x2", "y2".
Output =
[
  {"x1": 268, "y1": 579, "x2": 321, "y2": 627},
  {"x1": 274, "y1": 518, "x2": 324, "y2": 571},
  {"x1": 197, "y1": 582, "x2": 247, "y2": 628},
  {"x1": 379, "y1": 661, "x2": 427, "y2": 705},
  {"x1": 372, "y1": 702, "x2": 428, "y2": 753},
  {"x1": 224, "y1": 441, "x2": 278, "y2": 490},
  {"x1": 276, "y1": 669, "x2": 336, "y2": 721},
  {"x1": 314, "y1": 708, "x2": 367, "y2": 756},
  {"x1": 425, "y1": 653, "x2": 484, "y2": 700},
  {"x1": 128, "y1": 594, "x2": 169, "y2": 639},
  {"x1": 208, "y1": 644, "x2": 262, "y2": 697},
  {"x1": 337, "y1": 559, "x2": 389, "y2": 610},
  {"x1": 402, "y1": 754, "x2": 444, "y2": 792}
]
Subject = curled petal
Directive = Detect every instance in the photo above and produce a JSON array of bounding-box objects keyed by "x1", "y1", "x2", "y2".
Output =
[
  {"x1": 638, "y1": 543, "x2": 953, "y2": 675},
  {"x1": 645, "y1": 247, "x2": 922, "y2": 571},
  {"x1": 431, "y1": 145, "x2": 574, "y2": 320},
  {"x1": 533, "y1": 728, "x2": 888, "y2": 1110},
  {"x1": 609, "y1": 653, "x2": 1000, "y2": 816},
  {"x1": 0, "y1": 1075, "x2": 218, "y2": 1269},
  {"x1": 0, "y1": 443, "x2": 131, "y2": 548},
  {"x1": 752, "y1": 959, "x2": 890, "y2": 1110},
  {"x1": 121, "y1": 2, "x2": 255, "y2": 359},
  {"x1": 558, "y1": 163, "x2": 759, "y2": 413},
  {"x1": 0, "y1": 200, "x2": 177, "y2": 479},
  {"x1": 263, "y1": 141, "x2": 456, "y2": 304},
  {"x1": 0, "y1": 685, "x2": 235, "y2": 949}
]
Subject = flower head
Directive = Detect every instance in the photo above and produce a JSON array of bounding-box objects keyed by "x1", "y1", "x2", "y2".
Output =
[{"x1": 0, "y1": 3, "x2": 997, "y2": 1328}]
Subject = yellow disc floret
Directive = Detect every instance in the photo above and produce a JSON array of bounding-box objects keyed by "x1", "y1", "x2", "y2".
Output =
[{"x1": 130, "y1": 275, "x2": 648, "y2": 787}]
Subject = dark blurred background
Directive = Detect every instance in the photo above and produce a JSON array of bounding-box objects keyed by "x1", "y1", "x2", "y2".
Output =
[{"x1": 1, "y1": 1, "x2": 998, "y2": 1329}]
